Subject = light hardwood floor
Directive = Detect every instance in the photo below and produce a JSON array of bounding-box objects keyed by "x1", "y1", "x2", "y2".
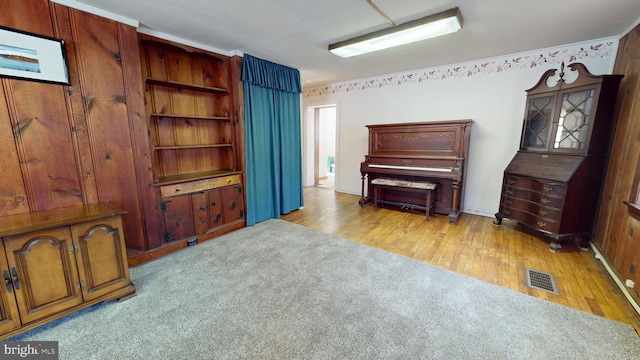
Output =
[{"x1": 281, "y1": 187, "x2": 640, "y2": 334}]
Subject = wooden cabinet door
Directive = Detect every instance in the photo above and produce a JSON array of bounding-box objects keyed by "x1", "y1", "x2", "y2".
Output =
[
  {"x1": 221, "y1": 185, "x2": 245, "y2": 223},
  {"x1": 0, "y1": 241, "x2": 21, "y2": 334},
  {"x1": 191, "y1": 192, "x2": 209, "y2": 235},
  {"x1": 208, "y1": 188, "x2": 223, "y2": 227},
  {"x1": 71, "y1": 217, "x2": 131, "y2": 302},
  {"x1": 3, "y1": 227, "x2": 82, "y2": 324},
  {"x1": 163, "y1": 195, "x2": 196, "y2": 241}
]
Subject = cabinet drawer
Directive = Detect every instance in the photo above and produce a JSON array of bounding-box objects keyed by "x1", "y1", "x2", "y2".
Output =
[
  {"x1": 161, "y1": 175, "x2": 241, "y2": 198},
  {"x1": 501, "y1": 197, "x2": 562, "y2": 221},
  {"x1": 502, "y1": 207, "x2": 560, "y2": 233},
  {"x1": 505, "y1": 175, "x2": 566, "y2": 197},
  {"x1": 503, "y1": 187, "x2": 564, "y2": 209}
]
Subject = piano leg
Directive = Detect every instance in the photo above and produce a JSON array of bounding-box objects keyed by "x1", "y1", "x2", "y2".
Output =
[
  {"x1": 448, "y1": 181, "x2": 461, "y2": 223},
  {"x1": 359, "y1": 173, "x2": 371, "y2": 207}
]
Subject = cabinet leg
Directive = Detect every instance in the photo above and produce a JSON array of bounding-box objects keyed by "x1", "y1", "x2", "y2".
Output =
[
  {"x1": 574, "y1": 236, "x2": 590, "y2": 251},
  {"x1": 549, "y1": 242, "x2": 562, "y2": 252},
  {"x1": 492, "y1": 213, "x2": 503, "y2": 226}
]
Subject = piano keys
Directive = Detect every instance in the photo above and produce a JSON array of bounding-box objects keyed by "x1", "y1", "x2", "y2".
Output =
[{"x1": 359, "y1": 120, "x2": 473, "y2": 223}]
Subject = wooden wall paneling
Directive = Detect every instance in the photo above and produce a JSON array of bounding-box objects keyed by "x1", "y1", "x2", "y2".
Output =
[
  {"x1": 599, "y1": 29, "x2": 640, "y2": 253},
  {"x1": 116, "y1": 23, "x2": 163, "y2": 250},
  {"x1": 5, "y1": 77, "x2": 83, "y2": 211},
  {"x1": 156, "y1": 116, "x2": 178, "y2": 176},
  {"x1": 593, "y1": 24, "x2": 640, "y2": 293},
  {"x1": 166, "y1": 51, "x2": 199, "y2": 174},
  {"x1": 228, "y1": 56, "x2": 246, "y2": 218},
  {"x1": 0, "y1": 81, "x2": 29, "y2": 215},
  {"x1": 619, "y1": 216, "x2": 640, "y2": 285},
  {"x1": 1, "y1": 1, "x2": 83, "y2": 212},
  {"x1": 142, "y1": 43, "x2": 175, "y2": 179},
  {"x1": 192, "y1": 57, "x2": 211, "y2": 172},
  {"x1": 65, "y1": 10, "x2": 146, "y2": 250},
  {"x1": 52, "y1": 4, "x2": 99, "y2": 206},
  {"x1": 230, "y1": 56, "x2": 246, "y2": 174},
  {"x1": 0, "y1": 0, "x2": 52, "y2": 35}
]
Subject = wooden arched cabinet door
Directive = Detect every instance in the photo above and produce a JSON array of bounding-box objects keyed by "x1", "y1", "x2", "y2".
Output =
[
  {"x1": 3, "y1": 227, "x2": 82, "y2": 325},
  {"x1": 0, "y1": 241, "x2": 21, "y2": 334},
  {"x1": 71, "y1": 217, "x2": 131, "y2": 302}
]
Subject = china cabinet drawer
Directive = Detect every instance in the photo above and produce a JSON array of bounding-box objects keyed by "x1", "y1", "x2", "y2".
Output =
[
  {"x1": 160, "y1": 175, "x2": 241, "y2": 198},
  {"x1": 502, "y1": 187, "x2": 564, "y2": 209},
  {"x1": 502, "y1": 207, "x2": 560, "y2": 233},
  {"x1": 505, "y1": 175, "x2": 566, "y2": 197},
  {"x1": 501, "y1": 197, "x2": 562, "y2": 221}
]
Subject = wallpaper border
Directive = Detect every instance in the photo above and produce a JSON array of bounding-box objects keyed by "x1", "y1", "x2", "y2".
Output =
[{"x1": 303, "y1": 38, "x2": 618, "y2": 98}]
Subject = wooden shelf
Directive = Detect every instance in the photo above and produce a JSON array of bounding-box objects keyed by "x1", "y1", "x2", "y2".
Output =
[
  {"x1": 153, "y1": 144, "x2": 232, "y2": 150},
  {"x1": 150, "y1": 113, "x2": 230, "y2": 121},
  {"x1": 146, "y1": 78, "x2": 228, "y2": 94},
  {"x1": 138, "y1": 33, "x2": 245, "y2": 255}
]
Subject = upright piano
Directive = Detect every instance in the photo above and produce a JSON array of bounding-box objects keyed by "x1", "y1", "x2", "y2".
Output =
[{"x1": 359, "y1": 120, "x2": 473, "y2": 223}]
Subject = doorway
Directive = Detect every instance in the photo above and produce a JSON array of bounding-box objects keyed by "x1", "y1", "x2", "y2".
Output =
[{"x1": 305, "y1": 104, "x2": 337, "y2": 189}]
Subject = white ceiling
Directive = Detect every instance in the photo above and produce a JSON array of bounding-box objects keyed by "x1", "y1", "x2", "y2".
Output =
[{"x1": 75, "y1": 0, "x2": 640, "y2": 87}]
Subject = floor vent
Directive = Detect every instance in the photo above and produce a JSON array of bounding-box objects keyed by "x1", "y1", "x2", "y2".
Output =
[{"x1": 525, "y1": 268, "x2": 559, "y2": 295}]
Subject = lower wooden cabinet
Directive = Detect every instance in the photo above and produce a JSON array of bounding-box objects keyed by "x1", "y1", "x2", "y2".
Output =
[
  {"x1": 161, "y1": 174, "x2": 245, "y2": 242},
  {"x1": 494, "y1": 152, "x2": 606, "y2": 250},
  {"x1": 498, "y1": 174, "x2": 566, "y2": 234},
  {"x1": 0, "y1": 203, "x2": 135, "y2": 340}
]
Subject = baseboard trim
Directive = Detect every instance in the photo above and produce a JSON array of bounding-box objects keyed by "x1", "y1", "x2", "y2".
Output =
[
  {"x1": 590, "y1": 242, "x2": 640, "y2": 316},
  {"x1": 127, "y1": 221, "x2": 245, "y2": 267}
]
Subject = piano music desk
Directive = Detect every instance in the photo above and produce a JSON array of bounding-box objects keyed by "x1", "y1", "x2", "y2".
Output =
[{"x1": 371, "y1": 178, "x2": 437, "y2": 220}]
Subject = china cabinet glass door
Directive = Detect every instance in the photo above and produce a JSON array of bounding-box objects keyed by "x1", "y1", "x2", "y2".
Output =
[
  {"x1": 552, "y1": 89, "x2": 594, "y2": 150},
  {"x1": 521, "y1": 94, "x2": 555, "y2": 150}
]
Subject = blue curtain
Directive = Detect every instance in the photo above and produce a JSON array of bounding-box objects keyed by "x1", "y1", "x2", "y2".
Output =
[{"x1": 242, "y1": 54, "x2": 303, "y2": 225}]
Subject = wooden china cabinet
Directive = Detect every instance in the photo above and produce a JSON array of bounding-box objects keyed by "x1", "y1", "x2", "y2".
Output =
[{"x1": 493, "y1": 63, "x2": 622, "y2": 251}]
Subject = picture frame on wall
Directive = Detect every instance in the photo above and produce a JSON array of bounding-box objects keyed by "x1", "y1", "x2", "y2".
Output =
[{"x1": 0, "y1": 26, "x2": 69, "y2": 85}]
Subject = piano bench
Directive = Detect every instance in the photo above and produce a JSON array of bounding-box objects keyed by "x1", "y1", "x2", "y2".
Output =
[{"x1": 371, "y1": 178, "x2": 437, "y2": 220}]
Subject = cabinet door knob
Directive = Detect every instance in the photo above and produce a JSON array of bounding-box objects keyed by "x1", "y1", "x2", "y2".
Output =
[
  {"x1": 3, "y1": 270, "x2": 13, "y2": 292},
  {"x1": 541, "y1": 198, "x2": 550, "y2": 204},
  {"x1": 539, "y1": 210, "x2": 548, "y2": 216},
  {"x1": 537, "y1": 221, "x2": 546, "y2": 227},
  {"x1": 508, "y1": 179, "x2": 515, "y2": 185},
  {"x1": 10, "y1": 267, "x2": 20, "y2": 290},
  {"x1": 543, "y1": 185, "x2": 552, "y2": 192},
  {"x1": 200, "y1": 205, "x2": 206, "y2": 211},
  {"x1": 175, "y1": 187, "x2": 181, "y2": 192}
]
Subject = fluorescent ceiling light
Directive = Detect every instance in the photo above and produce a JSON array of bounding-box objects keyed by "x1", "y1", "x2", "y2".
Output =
[{"x1": 329, "y1": 8, "x2": 463, "y2": 58}]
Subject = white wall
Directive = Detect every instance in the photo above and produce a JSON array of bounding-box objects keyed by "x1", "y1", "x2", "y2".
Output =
[{"x1": 302, "y1": 38, "x2": 619, "y2": 217}]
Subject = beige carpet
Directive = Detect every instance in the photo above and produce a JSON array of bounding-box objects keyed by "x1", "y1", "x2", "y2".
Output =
[{"x1": 10, "y1": 219, "x2": 640, "y2": 359}]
